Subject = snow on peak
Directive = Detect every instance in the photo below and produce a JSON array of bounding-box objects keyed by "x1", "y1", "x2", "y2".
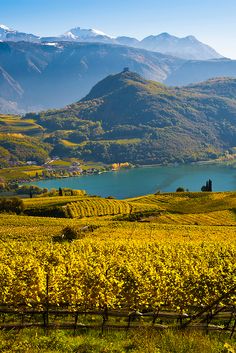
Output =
[
  {"x1": 63, "y1": 31, "x2": 77, "y2": 40},
  {"x1": 0, "y1": 24, "x2": 11, "y2": 31},
  {"x1": 65, "y1": 26, "x2": 113, "y2": 39},
  {"x1": 90, "y1": 28, "x2": 109, "y2": 36}
]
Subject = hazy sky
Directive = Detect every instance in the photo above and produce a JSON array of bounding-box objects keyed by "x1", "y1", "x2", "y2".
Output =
[{"x1": 1, "y1": 0, "x2": 236, "y2": 58}]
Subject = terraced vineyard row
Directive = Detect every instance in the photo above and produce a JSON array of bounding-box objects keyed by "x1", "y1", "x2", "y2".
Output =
[
  {"x1": 1, "y1": 238, "x2": 235, "y2": 310},
  {"x1": 24, "y1": 193, "x2": 87, "y2": 209},
  {"x1": 65, "y1": 198, "x2": 131, "y2": 218}
]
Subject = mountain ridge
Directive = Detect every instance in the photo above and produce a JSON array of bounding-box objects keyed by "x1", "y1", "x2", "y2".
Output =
[
  {"x1": 0, "y1": 41, "x2": 184, "y2": 113},
  {"x1": 0, "y1": 23, "x2": 223, "y2": 60},
  {"x1": 0, "y1": 41, "x2": 236, "y2": 115}
]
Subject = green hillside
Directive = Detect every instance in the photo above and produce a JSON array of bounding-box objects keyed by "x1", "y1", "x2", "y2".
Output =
[
  {"x1": 0, "y1": 134, "x2": 51, "y2": 167},
  {"x1": 187, "y1": 77, "x2": 236, "y2": 99},
  {"x1": 1, "y1": 72, "x2": 236, "y2": 167},
  {"x1": 0, "y1": 115, "x2": 44, "y2": 135},
  {"x1": 28, "y1": 71, "x2": 236, "y2": 165}
]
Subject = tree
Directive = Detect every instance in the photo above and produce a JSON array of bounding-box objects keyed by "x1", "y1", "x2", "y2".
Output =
[
  {"x1": 208, "y1": 179, "x2": 213, "y2": 192},
  {"x1": 59, "y1": 187, "x2": 63, "y2": 196},
  {"x1": 201, "y1": 179, "x2": 213, "y2": 192},
  {"x1": 176, "y1": 187, "x2": 185, "y2": 192}
]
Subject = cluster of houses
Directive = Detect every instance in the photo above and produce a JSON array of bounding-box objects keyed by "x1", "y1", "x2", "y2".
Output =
[{"x1": 42, "y1": 158, "x2": 101, "y2": 176}]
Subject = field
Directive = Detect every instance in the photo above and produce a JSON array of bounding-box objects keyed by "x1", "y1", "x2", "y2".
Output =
[
  {"x1": 0, "y1": 191, "x2": 236, "y2": 352},
  {"x1": 0, "y1": 166, "x2": 45, "y2": 182},
  {"x1": 0, "y1": 115, "x2": 44, "y2": 135}
]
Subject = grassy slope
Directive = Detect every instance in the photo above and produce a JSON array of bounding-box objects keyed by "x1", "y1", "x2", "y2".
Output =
[
  {"x1": 0, "y1": 165, "x2": 45, "y2": 181},
  {"x1": 129, "y1": 192, "x2": 236, "y2": 212},
  {"x1": 128, "y1": 192, "x2": 236, "y2": 225},
  {"x1": 0, "y1": 115, "x2": 44, "y2": 135},
  {"x1": 0, "y1": 115, "x2": 50, "y2": 167}
]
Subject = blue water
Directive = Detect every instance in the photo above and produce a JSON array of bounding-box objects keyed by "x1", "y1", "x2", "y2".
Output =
[{"x1": 29, "y1": 164, "x2": 236, "y2": 199}]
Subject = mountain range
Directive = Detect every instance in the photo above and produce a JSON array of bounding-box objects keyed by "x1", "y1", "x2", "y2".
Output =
[
  {"x1": 0, "y1": 23, "x2": 223, "y2": 60},
  {"x1": 0, "y1": 24, "x2": 39, "y2": 43},
  {"x1": 1, "y1": 40, "x2": 236, "y2": 114},
  {"x1": 1, "y1": 24, "x2": 236, "y2": 115},
  {"x1": 0, "y1": 41, "x2": 184, "y2": 113}
]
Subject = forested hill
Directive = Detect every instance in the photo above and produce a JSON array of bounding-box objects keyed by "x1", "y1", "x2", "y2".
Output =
[
  {"x1": 24, "y1": 70, "x2": 236, "y2": 165},
  {"x1": 187, "y1": 77, "x2": 236, "y2": 99}
]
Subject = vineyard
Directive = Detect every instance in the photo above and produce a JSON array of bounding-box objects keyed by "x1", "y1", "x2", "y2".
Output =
[
  {"x1": 1, "y1": 237, "x2": 236, "y2": 310},
  {"x1": 65, "y1": 198, "x2": 131, "y2": 218},
  {"x1": 20, "y1": 191, "x2": 236, "y2": 223},
  {"x1": 23, "y1": 193, "x2": 87, "y2": 209},
  {"x1": 0, "y1": 191, "x2": 236, "y2": 342},
  {"x1": 129, "y1": 192, "x2": 236, "y2": 214}
]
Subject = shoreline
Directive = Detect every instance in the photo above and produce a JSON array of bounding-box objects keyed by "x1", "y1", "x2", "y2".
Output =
[
  {"x1": 23, "y1": 160, "x2": 236, "y2": 185},
  {"x1": 24, "y1": 163, "x2": 236, "y2": 196},
  {"x1": 4, "y1": 157, "x2": 236, "y2": 187},
  {"x1": 138, "y1": 158, "x2": 236, "y2": 168}
]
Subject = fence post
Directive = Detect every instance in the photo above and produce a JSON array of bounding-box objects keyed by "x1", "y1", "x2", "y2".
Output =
[
  {"x1": 101, "y1": 306, "x2": 108, "y2": 335},
  {"x1": 44, "y1": 273, "x2": 49, "y2": 335},
  {"x1": 230, "y1": 318, "x2": 236, "y2": 339},
  {"x1": 74, "y1": 312, "x2": 79, "y2": 336}
]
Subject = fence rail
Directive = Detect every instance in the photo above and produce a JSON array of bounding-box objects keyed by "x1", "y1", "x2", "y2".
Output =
[{"x1": 1, "y1": 304, "x2": 235, "y2": 337}]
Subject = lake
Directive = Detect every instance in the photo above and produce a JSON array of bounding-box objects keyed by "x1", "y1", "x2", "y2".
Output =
[{"x1": 30, "y1": 164, "x2": 236, "y2": 199}]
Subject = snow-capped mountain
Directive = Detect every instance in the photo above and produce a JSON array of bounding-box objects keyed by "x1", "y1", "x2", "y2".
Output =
[
  {"x1": 61, "y1": 27, "x2": 115, "y2": 43},
  {"x1": 0, "y1": 24, "x2": 12, "y2": 40},
  {"x1": 0, "y1": 24, "x2": 39, "y2": 42},
  {"x1": 0, "y1": 24, "x2": 10, "y2": 31},
  {"x1": 56, "y1": 27, "x2": 224, "y2": 60},
  {"x1": 139, "y1": 33, "x2": 223, "y2": 60},
  {"x1": 0, "y1": 24, "x2": 223, "y2": 60}
]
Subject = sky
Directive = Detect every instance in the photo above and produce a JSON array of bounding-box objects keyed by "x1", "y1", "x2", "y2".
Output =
[{"x1": 0, "y1": 0, "x2": 236, "y2": 58}]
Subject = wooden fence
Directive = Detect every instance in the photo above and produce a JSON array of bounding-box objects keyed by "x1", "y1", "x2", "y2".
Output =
[{"x1": 1, "y1": 304, "x2": 235, "y2": 338}]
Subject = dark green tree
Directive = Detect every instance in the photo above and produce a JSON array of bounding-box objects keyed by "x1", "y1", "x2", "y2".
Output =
[{"x1": 176, "y1": 187, "x2": 185, "y2": 192}]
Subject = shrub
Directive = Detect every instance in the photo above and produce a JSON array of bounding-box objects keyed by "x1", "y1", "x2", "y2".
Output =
[
  {"x1": 0, "y1": 197, "x2": 24, "y2": 214},
  {"x1": 53, "y1": 225, "x2": 100, "y2": 242},
  {"x1": 17, "y1": 185, "x2": 48, "y2": 196}
]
